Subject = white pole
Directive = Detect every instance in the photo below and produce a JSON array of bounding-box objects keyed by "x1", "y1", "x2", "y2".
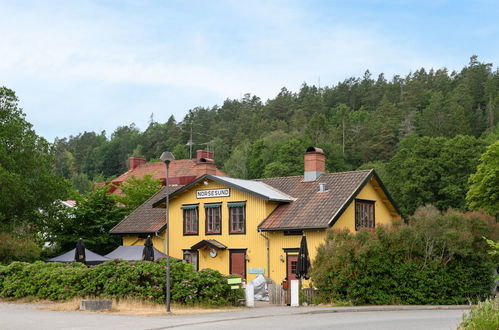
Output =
[
  {"x1": 245, "y1": 283, "x2": 255, "y2": 307},
  {"x1": 290, "y1": 280, "x2": 299, "y2": 307}
]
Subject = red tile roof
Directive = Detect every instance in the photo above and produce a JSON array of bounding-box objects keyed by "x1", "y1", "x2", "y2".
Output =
[
  {"x1": 113, "y1": 159, "x2": 225, "y2": 183},
  {"x1": 100, "y1": 158, "x2": 225, "y2": 195}
]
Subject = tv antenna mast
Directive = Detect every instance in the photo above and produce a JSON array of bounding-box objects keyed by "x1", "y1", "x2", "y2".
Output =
[
  {"x1": 186, "y1": 121, "x2": 193, "y2": 159},
  {"x1": 201, "y1": 140, "x2": 214, "y2": 154}
]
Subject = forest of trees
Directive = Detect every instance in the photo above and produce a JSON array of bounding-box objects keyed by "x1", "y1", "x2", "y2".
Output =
[
  {"x1": 53, "y1": 56, "x2": 499, "y2": 217},
  {"x1": 1, "y1": 56, "x2": 498, "y2": 260}
]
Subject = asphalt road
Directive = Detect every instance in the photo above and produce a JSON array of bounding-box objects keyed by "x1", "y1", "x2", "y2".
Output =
[{"x1": 0, "y1": 302, "x2": 468, "y2": 330}]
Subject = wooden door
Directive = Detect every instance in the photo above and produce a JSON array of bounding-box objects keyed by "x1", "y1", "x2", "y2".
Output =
[
  {"x1": 230, "y1": 250, "x2": 246, "y2": 280},
  {"x1": 287, "y1": 255, "x2": 298, "y2": 280}
]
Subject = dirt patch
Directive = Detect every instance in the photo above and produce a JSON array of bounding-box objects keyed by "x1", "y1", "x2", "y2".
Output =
[{"x1": 36, "y1": 298, "x2": 244, "y2": 316}]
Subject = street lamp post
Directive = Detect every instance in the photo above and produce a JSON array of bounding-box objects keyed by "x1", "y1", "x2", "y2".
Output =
[{"x1": 160, "y1": 151, "x2": 175, "y2": 313}]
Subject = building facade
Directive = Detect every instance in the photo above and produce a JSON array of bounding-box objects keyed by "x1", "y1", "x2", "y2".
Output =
[{"x1": 111, "y1": 147, "x2": 401, "y2": 284}]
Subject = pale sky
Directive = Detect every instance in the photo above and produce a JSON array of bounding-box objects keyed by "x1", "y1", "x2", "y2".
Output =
[{"x1": 1, "y1": 0, "x2": 498, "y2": 141}]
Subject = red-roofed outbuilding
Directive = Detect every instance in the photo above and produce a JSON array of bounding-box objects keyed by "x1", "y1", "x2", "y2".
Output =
[{"x1": 98, "y1": 150, "x2": 225, "y2": 195}]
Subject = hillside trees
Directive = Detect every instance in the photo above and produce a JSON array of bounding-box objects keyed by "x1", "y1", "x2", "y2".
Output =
[
  {"x1": 385, "y1": 134, "x2": 485, "y2": 216},
  {"x1": 49, "y1": 56, "x2": 498, "y2": 219}
]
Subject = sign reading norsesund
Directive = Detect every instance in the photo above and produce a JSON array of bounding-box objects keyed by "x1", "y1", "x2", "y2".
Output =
[{"x1": 196, "y1": 188, "x2": 230, "y2": 199}]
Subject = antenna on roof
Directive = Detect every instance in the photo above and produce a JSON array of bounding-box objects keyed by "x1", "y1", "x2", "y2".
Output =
[
  {"x1": 185, "y1": 120, "x2": 193, "y2": 159},
  {"x1": 201, "y1": 140, "x2": 214, "y2": 153}
]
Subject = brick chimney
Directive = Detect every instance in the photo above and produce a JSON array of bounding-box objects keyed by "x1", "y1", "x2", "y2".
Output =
[
  {"x1": 304, "y1": 147, "x2": 325, "y2": 182},
  {"x1": 195, "y1": 157, "x2": 217, "y2": 176},
  {"x1": 129, "y1": 157, "x2": 146, "y2": 170},
  {"x1": 196, "y1": 149, "x2": 214, "y2": 161}
]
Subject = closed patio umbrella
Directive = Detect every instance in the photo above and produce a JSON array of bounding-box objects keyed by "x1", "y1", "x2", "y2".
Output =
[
  {"x1": 296, "y1": 235, "x2": 310, "y2": 280},
  {"x1": 74, "y1": 238, "x2": 86, "y2": 264},
  {"x1": 142, "y1": 235, "x2": 155, "y2": 261}
]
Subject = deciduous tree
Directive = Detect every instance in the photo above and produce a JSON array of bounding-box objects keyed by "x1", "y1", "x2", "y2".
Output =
[
  {"x1": 0, "y1": 87, "x2": 69, "y2": 229},
  {"x1": 467, "y1": 140, "x2": 499, "y2": 218}
]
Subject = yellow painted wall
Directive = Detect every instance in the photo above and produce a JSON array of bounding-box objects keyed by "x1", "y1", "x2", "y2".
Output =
[
  {"x1": 333, "y1": 177, "x2": 395, "y2": 232},
  {"x1": 266, "y1": 177, "x2": 397, "y2": 285},
  {"x1": 264, "y1": 230, "x2": 324, "y2": 286},
  {"x1": 143, "y1": 179, "x2": 280, "y2": 283},
  {"x1": 123, "y1": 176, "x2": 398, "y2": 284},
  {"x1": 122, "y1": 235, "x2": 164, "y2": 250}
]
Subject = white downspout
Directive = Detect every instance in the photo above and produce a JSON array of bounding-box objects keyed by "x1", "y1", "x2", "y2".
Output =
[{"x1": 258, "y1": 229, "x2": 270, "y2": 278}]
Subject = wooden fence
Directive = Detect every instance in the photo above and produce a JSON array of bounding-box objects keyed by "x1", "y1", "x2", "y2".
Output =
[
  {"x1": 268, "y1": 283, "x2": 286, "y2": 305},
  {"x1": 268, "y1": 283, "x2": 318, "y2": 305},
  {"x1": 301, "y1": 288, "x2": 318, "y2": 305}
]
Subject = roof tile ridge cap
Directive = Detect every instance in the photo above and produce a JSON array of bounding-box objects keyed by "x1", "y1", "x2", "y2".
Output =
[
  {"x1": 328, "y1": 169, "x2": 373, "y2": 175},
  {"x1": 254, "y1": 175, "x2": 303, "y2": 182},
  {"x1": 257, "y1": 181, "x2": 297, "y2": 201},
  {"x1": 117, "y1": 169, "x2": 134, "y2": 177}
]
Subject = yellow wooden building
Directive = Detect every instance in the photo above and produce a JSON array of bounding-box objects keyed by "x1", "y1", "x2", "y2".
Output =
[{"x1": 111, "y1": 147, "x2": 401, "y2": 284}]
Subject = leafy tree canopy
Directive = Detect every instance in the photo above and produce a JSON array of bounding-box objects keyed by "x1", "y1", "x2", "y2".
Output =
[
  {"x1": 385, "y1": 134, "x2": 485, "y2": 216},
  {"x1": 0, "y1": 87, "x2": 69, "y2": 230},
  {"x1": 113, "y1": 174, "x2": 163, "y2": 214},
  {"x1": 467, "y1": 140, "x2": 499, "y2": 218},
  {"x1": 44, "y1": 187, "x2": 126, "y2": 255}
]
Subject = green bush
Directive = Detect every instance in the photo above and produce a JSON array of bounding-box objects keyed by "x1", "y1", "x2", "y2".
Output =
[
  {"x1": 458, "y1": 297, "x2": 499, "y2": 330},
  {"x1": 0, "y1": 259, "x2": 243, "y2": 305},
  {"x1": 311, "y1": 207, "x2": 498, "y2": 305},
  {"x1": 0, "y1": 232, "x2": 41, "y2": 264}
]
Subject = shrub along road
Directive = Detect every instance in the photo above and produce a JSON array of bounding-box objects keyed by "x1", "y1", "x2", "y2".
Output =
[{"x1": 0, "y1": 302, "x2": 468, "y2": 330}]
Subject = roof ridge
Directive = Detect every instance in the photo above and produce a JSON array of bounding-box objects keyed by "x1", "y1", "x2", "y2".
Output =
[
  {"x1": 257, "y1": 181, "x2": 297, "y2": 201},
  {"x1": 254, "y1": 175, "x2": 303, "y2": 181},
  {"x1": 255, "y1": 169, "x2": 373, "y2": 182}
]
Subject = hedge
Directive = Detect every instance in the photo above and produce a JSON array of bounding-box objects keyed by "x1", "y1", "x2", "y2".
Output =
[
  {"x1": 0, "y1": 259, "x2": 243, "y2": 305},
  {"x1": 311, "y1": 207, "x2": 499, "y2": 305}
]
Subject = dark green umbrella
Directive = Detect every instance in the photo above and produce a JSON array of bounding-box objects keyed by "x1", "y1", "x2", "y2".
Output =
[
  {"x1": 296, "y1": 235, "x2": 311, "y2": 280},
  {"x1": 142, "y1": 235, "x2": 155, "y2": 261},
  {"x1": 74, "y1": 238, "x2": 86, "y2": 264}
]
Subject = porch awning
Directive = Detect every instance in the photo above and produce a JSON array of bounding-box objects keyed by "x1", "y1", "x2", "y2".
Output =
[{"x1": 191, "y1": 239, "x2": 227, "y2": 250}]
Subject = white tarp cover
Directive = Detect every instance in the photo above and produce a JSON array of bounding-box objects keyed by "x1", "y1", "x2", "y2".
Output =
[{"x1": 249, "y1": 274, "x2": 269, "y2": 301}]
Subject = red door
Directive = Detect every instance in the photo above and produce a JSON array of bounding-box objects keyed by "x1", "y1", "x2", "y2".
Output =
[
  {"x1": 230, "y1": 250, "x2": 246, "y2": 280},
  {"x1": 287, "y1": 255, "x2": 298, "y2": 280}
]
